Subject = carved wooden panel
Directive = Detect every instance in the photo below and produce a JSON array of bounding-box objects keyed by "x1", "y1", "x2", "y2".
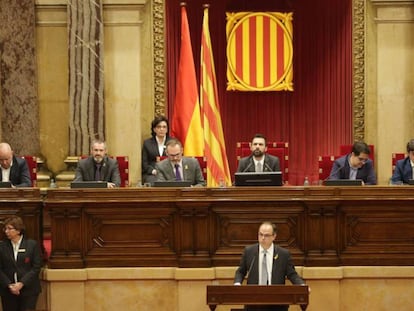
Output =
[{"x1": 44, "y1": 187, "x2": 414, "y2": 268}]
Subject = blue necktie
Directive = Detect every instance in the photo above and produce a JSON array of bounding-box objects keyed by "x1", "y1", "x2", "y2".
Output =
[{"x1": 175, "y1": 164, "x2": 182, "y2": 181}]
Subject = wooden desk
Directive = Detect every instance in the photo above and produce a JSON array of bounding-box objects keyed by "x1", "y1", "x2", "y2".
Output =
[
  {"x1": 207, "y1": 285, "x2": 309, "y2": 310},
  {"x1": 44, "y1": 186, "x2": 414, "y2": 268}
]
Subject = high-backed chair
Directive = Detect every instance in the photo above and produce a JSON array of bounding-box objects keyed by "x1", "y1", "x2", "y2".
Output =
[
  {"x1": 236, "y1": 141, "x2": 289, "y2": 182},
  {"x1": 318, "y1": 155, "x2": 338, "y2": 181},
  {"x1": 340, "y1": 144, "x2": 375, "y2": 164},
  {"x1": 194, "y1": 156, "x2": 207, "y2": 180},
  {"x1": 115, "y1": 156, "x2": 129, "y2": 187},
  {"x1": 21, "y1": 155, "x2": 37, "y2": 187},
  {"x1": 392, "y1": 153, "x2": 406, "y2": 174}
]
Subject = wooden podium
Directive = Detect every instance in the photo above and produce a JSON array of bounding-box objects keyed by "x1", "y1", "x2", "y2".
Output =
[{"x1": 207, "y1": 285, "x2": 309, "y2": 311}]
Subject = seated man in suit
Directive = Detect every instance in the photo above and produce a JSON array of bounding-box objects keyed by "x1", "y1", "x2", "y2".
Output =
[
  {"x1": 237, "y1": 134, "x2": 280, "y2": 173},
  {"x1": 155, "y1": 138, "x2": 205, "y2": 187},
  {"x1": 234, "y1": 221, "x2": 306, "y2": 311},
  {"x1": 0, "y1": 142, "x2": 31, "y2": 187},
  {"x1": 391, "y1": 139, "x2": 414, "y2": 184},
  {"x1": 73, "y1": 139, "x2": 121, "y2": 188},
  {"x1": 327, "y1": 141, "x2": 376, "y2": 185}
]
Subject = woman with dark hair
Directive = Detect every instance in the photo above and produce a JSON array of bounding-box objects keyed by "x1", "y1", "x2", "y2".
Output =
[
  {"x1": 0, "y1": 216, "x2": 42, "y2": 311},
  {"x1": 141, "y1": 116, "x2": 172, "y2": 184}
]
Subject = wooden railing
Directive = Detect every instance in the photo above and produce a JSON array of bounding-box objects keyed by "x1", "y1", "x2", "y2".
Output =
[{"x1": 42, "y1": 186, "x2": 414, "y2": 268}]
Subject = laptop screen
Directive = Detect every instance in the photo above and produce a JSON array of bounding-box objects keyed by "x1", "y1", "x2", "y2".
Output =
[
  {"x1": 153, "y1": 181, "x2": 193, "y2": 187},
  {"x1": 70, "y1": 181, "x2": 108, "y2": 189},
  {"x1": 324, "y1": 179, "x2": 363, "y2": 186},
  {"x1": 0, "y1": 181, "x2": 12, "y2": 188},
  {"x1": 234, "y1": 171, "x2": 283, "y2": 186}
]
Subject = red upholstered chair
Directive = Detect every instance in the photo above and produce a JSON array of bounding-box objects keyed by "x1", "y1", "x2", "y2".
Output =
[
  {"x1": 194, "y1": 156, "x2": 207, "y2": 180},
  {"x1": 318, "y1": 155, "x2": 339, "y2": 181},
  {"x1": 392, "y1": 153, "x2": 406, "y2": 174},
  {"x1": 236, "y1": 141, "x2": 289, "y2": 183},
  {"x1": 115, "y1": 156, "x2": 129, "y2": 187},
  {"x1": 21, "y1": 156, "x2": 37, "y2": 187},
  {"x1": 340, "y1": 144, "x2": 375, "y2": 164}
]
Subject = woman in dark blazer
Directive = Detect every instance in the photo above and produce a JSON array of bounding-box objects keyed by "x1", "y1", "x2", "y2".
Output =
[
  {"x1": 0, "y1": 216, "x2": 42, "y2": 311},
  {"x1": 141, "y1": 116, "x2": 172, "y2": 184}
]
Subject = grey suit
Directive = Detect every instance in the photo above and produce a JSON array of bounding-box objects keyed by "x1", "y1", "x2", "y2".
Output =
[
  {"x1": 234, "y1": 243, "x2": 305, "y2": 311},
  {"x1": 155, "y1": 157, "x2": 205, "y2": 187},
  {"x1": 237, "y1": 154, "x2": 280, "y2": 173},
  {"x1": 74, "y1": 156, "x2": 121, "y2": 187}
]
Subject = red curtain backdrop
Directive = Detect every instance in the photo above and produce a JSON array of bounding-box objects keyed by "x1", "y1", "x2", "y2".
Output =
[{"x1": 166, "y1": 0, "x2": 353, "y2": 185}]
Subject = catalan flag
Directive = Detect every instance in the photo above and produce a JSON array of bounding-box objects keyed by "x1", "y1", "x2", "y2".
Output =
[
  {"x1": 200, "y1": 5, "x2": 231, "y2": 187},
  {"x1": 171, "y1": 4, "x2": 204, "y2": 156}
]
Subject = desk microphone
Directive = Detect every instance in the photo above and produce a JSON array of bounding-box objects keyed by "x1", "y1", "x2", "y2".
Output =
[
  {"x1": 242, "y1": 162, "x2": 253, "y2": 172},
  {"x1": 264, "y1": 163, "x2": 274, "y2": 172},
  {"x1": 247, "y1": 255, "x2": 256, "y2": 278},
  {"x1": 325, "y1": 163, "x2": 344, "y2": 181}
]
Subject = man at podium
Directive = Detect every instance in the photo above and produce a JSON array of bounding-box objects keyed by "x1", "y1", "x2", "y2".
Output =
[{"x1": 234, "y1": 222, "x2": 306, "y2": 311}]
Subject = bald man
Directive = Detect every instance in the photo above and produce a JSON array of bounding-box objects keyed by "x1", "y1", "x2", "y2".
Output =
[{"x1": 0, "y1": 143, "x2": 31, "y2": 187}]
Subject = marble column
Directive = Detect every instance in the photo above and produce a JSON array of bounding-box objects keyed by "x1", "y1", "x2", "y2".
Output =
[{"x1": 0, "y1": 0, "x2": 39, "y2": 155}]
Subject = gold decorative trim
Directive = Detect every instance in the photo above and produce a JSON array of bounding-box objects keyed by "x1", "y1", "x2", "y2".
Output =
[
  {"x1": 352, "y1": 0, "x2": 365, "y2": 142},
  {"x1": 153, "y1": 0, "x2": 166, "y2": 117}
]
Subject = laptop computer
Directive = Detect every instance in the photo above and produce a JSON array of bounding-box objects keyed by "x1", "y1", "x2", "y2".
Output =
[
  {"x1": 324, "y1": 179, "x2": 363, "y2": 186},
  {"x1": 70, "y1": 181, "x2": 108, "y2": 189},
  {"x1": 234, "y1": 171, "x2": 283, "y2": 186},
  {"x1": 0, "y1": 181, "x2": 12, "y2": 188},
  {"x1": 153, "y1": 181, "x2": 193, "y2": 187}
]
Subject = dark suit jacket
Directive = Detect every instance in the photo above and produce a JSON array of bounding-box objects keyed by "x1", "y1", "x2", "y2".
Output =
[
  {"x1": 328, "y1": 154, "x2": 377, "y2": 185},
  {"x1": 0, "y1": 156, "x2": 31, "y2": 187},
  {"x1": 237, "y1": 154, "x2": 281, "y2": 173},
  {"x1": 74, "y1": 156, "x2": 121, "y2": 187},
  {"x1": 391, "y1": 157, "x2": 412, "y2": 184},
  {"x1": 234, "y1": 243, "x2": 304, "y2": 285},
  {"x1": 0, "y1": 237, "x2": 42, "y2": 297},
  {"x1": 155, "y1": 157, "x2": 206, "y2": 187},
  {"x1": 141, "y1": 136, "x2": 170, "y2": 183}
]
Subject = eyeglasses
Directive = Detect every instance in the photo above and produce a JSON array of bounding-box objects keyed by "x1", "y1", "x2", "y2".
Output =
[
  {"x1": 358, "y1": 157, "x2": 368, "y2": 163},
  {"x1": 258, "y1": 232, "x2": 274, "y2": 239},
  {"x1": 4, "y1": 226, "x2": 16, "y2": 231},
  {"x1": 156, "y1": 125, "x2": 167, "y2": 129}
]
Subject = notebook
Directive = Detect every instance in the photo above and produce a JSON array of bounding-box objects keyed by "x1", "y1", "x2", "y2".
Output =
[
  {"x1": 70, "y1": 181, "x2": 108, "y2": 189},
  {"x1": 153, "y1": 181, "x2": 193, "y2": 187},
  {"x1": 324, "y1": 179, "x2": 363, "y2": 186},
  {"x1": 234, "y1": 171, "x2": 283, "y2": 186}
]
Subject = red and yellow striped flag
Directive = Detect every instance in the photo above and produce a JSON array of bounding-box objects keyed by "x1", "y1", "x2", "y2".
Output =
[
  {"x1": 200, "y1": 5, "x2": 231, "y2": 187},
  {"x1": 171, "y1": 4, "x2": 204, "y2": 156}
]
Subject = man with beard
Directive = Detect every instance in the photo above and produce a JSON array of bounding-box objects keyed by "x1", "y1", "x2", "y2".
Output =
[
  {"x1": 237, "y1": 134, "x2": 280, "y2": 173},
  {"x1": 73, "y1": 139, "x2": 121, "y2": 188}
]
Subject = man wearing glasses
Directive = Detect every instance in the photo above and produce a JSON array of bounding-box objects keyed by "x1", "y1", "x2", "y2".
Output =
[
  {"x1": 155, "y1": 138, "x2": 205, "y2": 187},
  {"x1": 234, "y1": 222, "x2": 306, "y2": 311},
  {"x1": 327, "y1": 141, "x2": 376, "y2": 185}
]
